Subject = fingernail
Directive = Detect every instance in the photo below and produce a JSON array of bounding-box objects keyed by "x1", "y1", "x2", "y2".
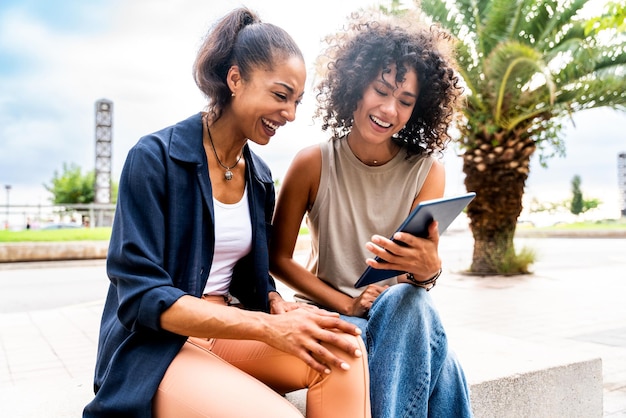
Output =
[
  {"x1": 341, "y1": 362, "x2": 350, "y2": 371},
  {"x1": 324, "y1": 368, "x2": 331, "y2": 374},
  {"x1": 355, "y1": 349, "x2": 362, "y2": 357},
  {"x1": 354, "y1": 328, "x2": 362, "y2": 334}
]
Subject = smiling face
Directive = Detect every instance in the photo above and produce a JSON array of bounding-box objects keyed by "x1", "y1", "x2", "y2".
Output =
[
  {"x1": 350, "y1": 64, "x2": 419, "y2": 145},
  {"x1": 228, "y1": 55, "x2": 306, "y2": 146}
]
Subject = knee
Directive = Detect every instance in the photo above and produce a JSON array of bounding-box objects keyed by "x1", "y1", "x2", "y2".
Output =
[
  {"x1": 370, "y1": 283, "x2": 433, "y2": 316},
  {"x1": 340, "y1": 333, "x2": 368, "y2": 368},
  {"x1": 320, "y1": 332, "x2": 369, "y2": 383},
  {"x1": 368, "y1": 284, "x2": 446, "y2": 343}
]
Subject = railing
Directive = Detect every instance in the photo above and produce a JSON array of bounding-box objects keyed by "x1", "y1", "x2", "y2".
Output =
[{"x1": 2, "y1": 203, "x2": 116, "y2": 230}]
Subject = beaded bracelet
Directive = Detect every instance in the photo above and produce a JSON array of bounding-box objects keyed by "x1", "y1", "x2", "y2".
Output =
[{"x1": 405, "y1": 268, "x2": 442, "y2": 291}]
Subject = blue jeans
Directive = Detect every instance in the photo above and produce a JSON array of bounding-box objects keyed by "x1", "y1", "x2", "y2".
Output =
[{"x1": 341, "y1": 284, "x2": 473, "y2": 418}]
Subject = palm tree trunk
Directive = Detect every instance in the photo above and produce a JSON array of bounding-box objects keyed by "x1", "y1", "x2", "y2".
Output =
[{"x1": 462, "y1": 129, "x2": 535, "y2": 274}]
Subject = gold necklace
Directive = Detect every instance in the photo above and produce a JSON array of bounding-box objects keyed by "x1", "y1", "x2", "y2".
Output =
[
  {"x1": 347, "y1": 134, "x2": 396, "y2": 166},
  {"x1": 205, "y1": 118, "x2": 243, "y2": 181}
]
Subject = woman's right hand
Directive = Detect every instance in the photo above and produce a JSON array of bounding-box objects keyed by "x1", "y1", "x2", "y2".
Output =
[
  {"x1": 349, "y1": 284, "x2": 388, "y2": 317},
  {"x1": 264, "y1": 306, "x2": 363, "y2": 375}
]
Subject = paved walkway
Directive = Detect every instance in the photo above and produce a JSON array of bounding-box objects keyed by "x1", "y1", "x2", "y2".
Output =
[{"x1": 1, "y1": 232, "x2": 625, "y2": 417}]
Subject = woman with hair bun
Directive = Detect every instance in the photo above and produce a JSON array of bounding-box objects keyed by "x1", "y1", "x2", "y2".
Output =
[{"x1": 84, "y1": 7, "x2": 370, "y2": 418}]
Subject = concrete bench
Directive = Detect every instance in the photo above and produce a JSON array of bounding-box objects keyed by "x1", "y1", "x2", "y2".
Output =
[
  {"x1": 2, "y1": 311, "x2": 601, "y2": 418},
  {"x1": 286, "y1": 327, "x2": 603, "y2": 417}
]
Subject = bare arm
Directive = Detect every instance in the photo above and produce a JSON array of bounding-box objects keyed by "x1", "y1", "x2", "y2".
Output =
[
  {"x1": 160, "y1": 294, "x2": 363, "y2": 375},
  {"x1": 270, "y1": 146, "x2": 367, "y2": 316}
]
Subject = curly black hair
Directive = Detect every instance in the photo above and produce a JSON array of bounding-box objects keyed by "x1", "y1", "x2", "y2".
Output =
[{"x1": 314, "y1": 12, "x2": 463, "y2": 156}]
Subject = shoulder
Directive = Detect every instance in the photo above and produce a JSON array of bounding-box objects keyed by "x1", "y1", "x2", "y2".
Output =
[
  {"x1": 414, "y1": 156, "x2": 445, "y2": 201},
  {"x1": 285, "y1": 143, "x2": 323, "y2": 182},
  {"x1": 426, "y1": 157, "x2": 445, "y2": 178},
  {"x1": 281, "y1": 143, "x2": 323, "y2": 203},
  {"x1": 130, "y1": 113, "x2": 203, "y2": 163},
  {"x1": 406, "y1": 154, "x2": 444, "y2": 174},
  {"x1": 292, "y1": 143, "x2": 322, "y2": 167}
]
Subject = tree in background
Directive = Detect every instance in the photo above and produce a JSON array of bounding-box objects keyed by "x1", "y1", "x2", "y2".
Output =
[
  {"x1": 45, "y1": 163, "x2": 119, "y2": 205},
  {"x1": 416, "y1": 0, "x2": 626, "y2": 274},
  {"x1": 44, "y1": 163, "x2": 95, "y2": 204},
  {"x1": 570, "y1": 174, "x2": 600, "y2": 215},
  {"x1": 570, "y1": 175, "x2": 584, "y2": 215},
  {"x1": 527, "y1": 175, "x2": 600, "y2": 218}
]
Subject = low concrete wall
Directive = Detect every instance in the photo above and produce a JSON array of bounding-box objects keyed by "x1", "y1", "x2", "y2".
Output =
[
  {"x1": 3, "y1": 229, "x2": 624, "y2": 263},
  {"x1": 0, "y1": 237, "x2": 312, "y2": 263},
  {"x1": 286, "y1": 329, "x2": 604, "y2": 417},
  {"x1": 0, "y1": 241, "x2": 109, "y2": 263}
]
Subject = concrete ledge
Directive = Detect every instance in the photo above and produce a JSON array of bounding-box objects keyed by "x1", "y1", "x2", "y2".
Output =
[
  {"x1": 0, "y1": 238, "x2": 309, "y2": 263},
  {"x1": 286, "y1": 328, "x2": 603, "y2": 417},
  {"x1": 5, "y1": 327, "x2": 602, "y2": 417},
  {"x1": 0, "y1": 241, "x2": 108, "y2": 263},
  {"x1": 460, "y1": 332, "x2": 603, "y2": 417},
  {"x1": 470, "y1": 360, "x2": 603, "y2": 418}
]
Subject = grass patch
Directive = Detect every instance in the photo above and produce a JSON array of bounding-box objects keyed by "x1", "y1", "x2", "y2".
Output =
[
  {"x1": 1, "y1": 219, "x2": 619, "y2": 243},
  {"x1": 1, "y1": 225, "x2": 307, "y2": 243},
  {"x1": 545, "y1": 219, "x2": 626, "y2": 230},
  {"x1": 495, "y1": 246, "x2": 536, "y2": 275},
  {"x1": 521, "y1": 218, "x2": 626, "y2": 231},
  {"x1": 0, "y1": 227, "x2": 112, "y2": 242},
  {"x1": 484, "y1": 238, "x2": 536, "y2": 275}
]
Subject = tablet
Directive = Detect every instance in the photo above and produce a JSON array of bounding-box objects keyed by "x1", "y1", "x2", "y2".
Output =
[{"x1": 354, "y1": 192, "x2": 476, "y2": 288}]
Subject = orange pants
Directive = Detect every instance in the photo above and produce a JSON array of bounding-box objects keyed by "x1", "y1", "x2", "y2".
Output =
[{"x1": 153, "y1": 298, "x2": 370, "y2": 418}]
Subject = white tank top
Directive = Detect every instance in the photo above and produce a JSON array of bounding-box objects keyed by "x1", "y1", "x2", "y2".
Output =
[
  {"x1": 304, "y1": 137, "x2": 434, "y2": 299},
  {"x1": 203, "y1": 186, "x2": 252, "y2": 296}
]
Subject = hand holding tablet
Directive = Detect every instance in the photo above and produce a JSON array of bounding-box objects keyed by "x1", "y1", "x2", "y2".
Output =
[{"x1": 354, "y1": 192, "x2": 476, "y2": 288}]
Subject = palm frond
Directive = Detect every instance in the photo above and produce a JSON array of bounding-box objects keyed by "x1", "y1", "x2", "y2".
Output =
[
  {"x1": 554, "y1": 40, "x2": 626, "y2": 87},
  {"x1": 419, "y1": 0, "x2": 453, "y2": 24},
  {"x1": 537, "y1": 0, "x2": 589, "y2": 45},
  {"x1": 415, "y1": 0, "x2": 626, "y2": 139},
  {"x1": 483, "y1": 41, "x2": 555, "y2": 124},
  {"x1": 481, "y1": 0, "x2": 525, "y2": 54}
]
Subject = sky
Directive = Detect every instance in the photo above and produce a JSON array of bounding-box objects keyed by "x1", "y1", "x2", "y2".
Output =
[{"x1": 1, "y1": 0, "x2": 625, "y2": 220}]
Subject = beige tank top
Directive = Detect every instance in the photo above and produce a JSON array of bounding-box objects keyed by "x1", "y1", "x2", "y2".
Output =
[{"x1": 304, "y1": 136, "x2": 434, "y2": 299}]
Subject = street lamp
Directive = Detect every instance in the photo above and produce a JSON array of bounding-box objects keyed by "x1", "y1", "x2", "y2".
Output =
[{"x1": 4, "y1": 185, "x2": 11, "y2": 230}]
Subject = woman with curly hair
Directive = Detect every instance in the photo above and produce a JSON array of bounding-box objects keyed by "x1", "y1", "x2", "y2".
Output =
[{"x1": 270, "y1": 11, "x2": 473, "y2": 418}]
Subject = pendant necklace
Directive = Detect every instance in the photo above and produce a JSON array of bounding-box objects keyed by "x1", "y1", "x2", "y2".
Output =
[
  {"x1": 205, "y1": 118, "x2": 243, "y2": 181},
  {"x1": 347, "y1": 133, "x2": 393, "y2": 166}
]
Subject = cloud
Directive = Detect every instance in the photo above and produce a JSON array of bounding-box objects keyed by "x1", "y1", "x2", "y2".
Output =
[
  {"x1": 0, "y1": 0, "x2": 371, "y2": 204},
  {"x1": 1, "y1": 0, "x2": 625, "y2": 219}
]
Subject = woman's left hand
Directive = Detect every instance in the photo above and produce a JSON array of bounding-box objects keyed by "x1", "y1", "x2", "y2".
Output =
[
  {"x1": 268, "y1": 292, "x2": 301, "y2": 314},
  {"x1": 365, "y1": 220, "x2": 442, "y2": 282}
]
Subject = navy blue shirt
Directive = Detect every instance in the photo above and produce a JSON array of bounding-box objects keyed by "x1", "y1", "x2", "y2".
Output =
[{"x1": 84, "y1": 113, "x2": 277, "y2": 417}]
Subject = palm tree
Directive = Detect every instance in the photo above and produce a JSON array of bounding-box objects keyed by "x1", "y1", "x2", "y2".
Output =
[{"x1": 418, "y1": 0, "x2": 626, "y2": 274}]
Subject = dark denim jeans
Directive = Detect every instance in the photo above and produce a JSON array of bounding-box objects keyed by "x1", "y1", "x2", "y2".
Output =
[{"x1": 341, "y1": 284, "x2": 473, "y2": 418}]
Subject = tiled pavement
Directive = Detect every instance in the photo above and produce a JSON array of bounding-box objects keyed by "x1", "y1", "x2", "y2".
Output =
[{"x1": 1, "y1": 231, "x2": 625, "y2": 417}]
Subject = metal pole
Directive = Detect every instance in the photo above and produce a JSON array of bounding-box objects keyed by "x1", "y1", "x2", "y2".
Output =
[{"x1": 4, "y1": 185, "x2": 11, "y2": 230}]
